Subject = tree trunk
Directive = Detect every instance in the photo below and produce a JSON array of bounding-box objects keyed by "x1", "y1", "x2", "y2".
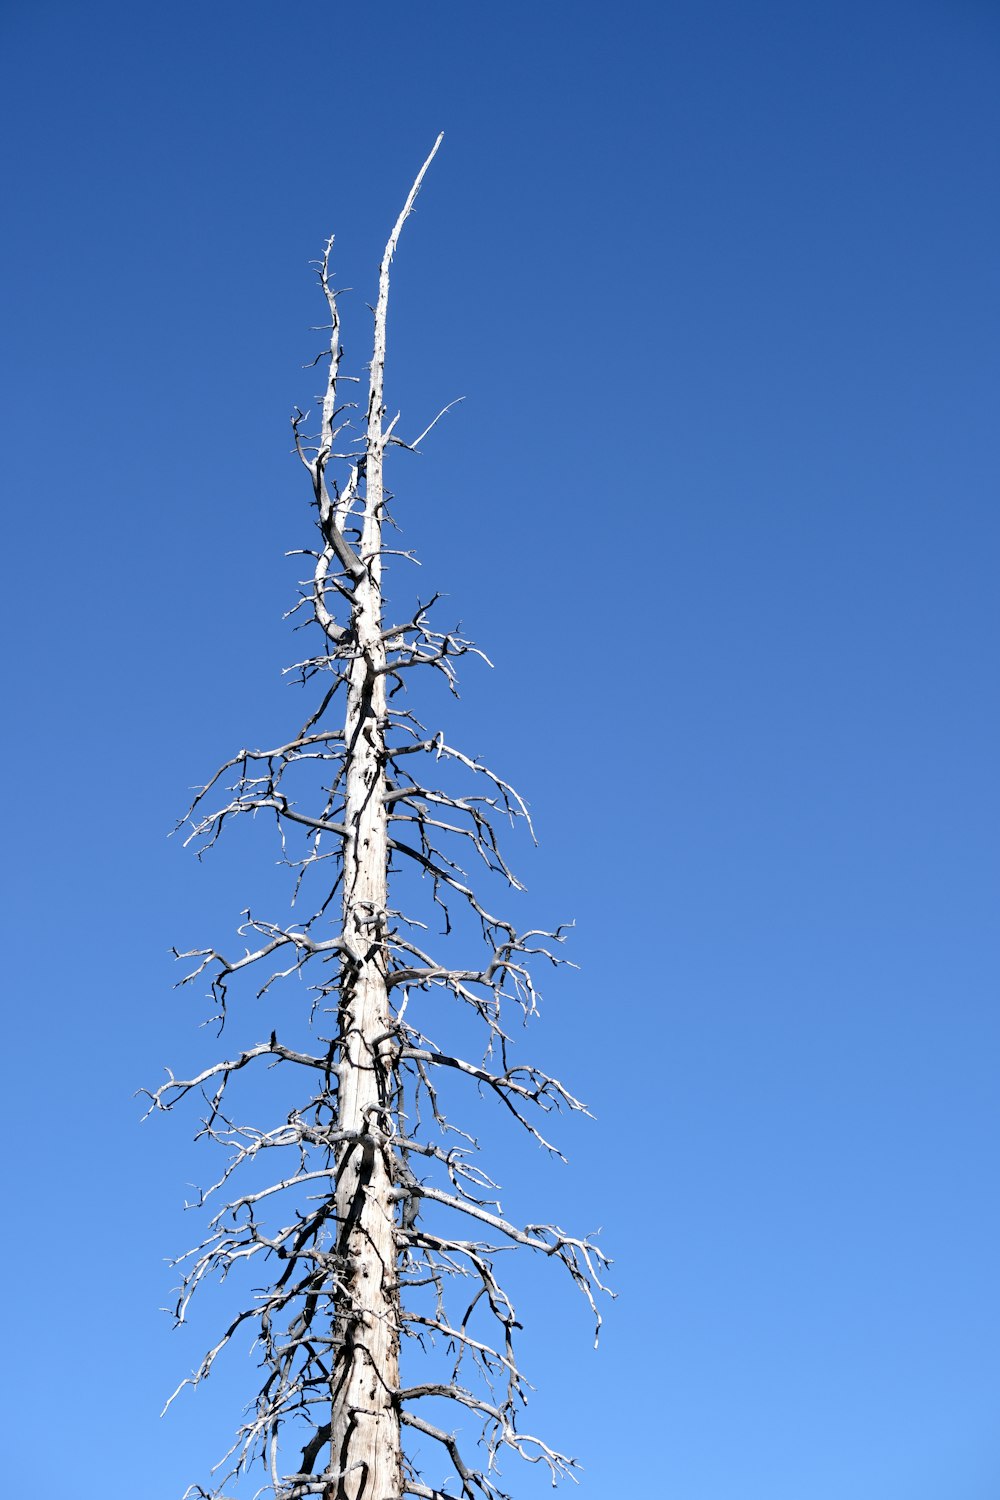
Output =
[{"x1": 330, "y1": 368, "x2": 400, "y2": 1497}]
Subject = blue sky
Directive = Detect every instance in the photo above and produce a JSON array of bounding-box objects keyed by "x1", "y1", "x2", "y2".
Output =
[{"x1": 2, "y1": 2, "x2": 999, "y2": 1496}]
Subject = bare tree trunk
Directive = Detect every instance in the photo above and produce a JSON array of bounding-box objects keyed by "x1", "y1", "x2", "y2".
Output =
[
  {"x1": 328, "y1": 144, "x2": 438, "y2": 1499},
  {"x1": 331, "y1": 516, "x2": 397, "y2": 1498},
  {"x1": 330, "y1": 273, "x2": 397, "y2": 1500}
]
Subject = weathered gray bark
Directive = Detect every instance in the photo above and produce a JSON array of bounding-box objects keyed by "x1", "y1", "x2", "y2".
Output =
[{"x1": 147, "y1": 139, "x2": 611, "y2": 1500}]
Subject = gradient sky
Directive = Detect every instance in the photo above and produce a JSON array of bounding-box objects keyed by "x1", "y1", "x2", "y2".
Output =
[{"x1": 2, "y1": 3, "x2": 999, "y2": 1497}]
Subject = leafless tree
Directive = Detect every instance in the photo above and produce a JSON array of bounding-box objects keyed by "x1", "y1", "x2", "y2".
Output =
[{"x1": 145, "y1": 137, "x2": 611, "y2": 1500}]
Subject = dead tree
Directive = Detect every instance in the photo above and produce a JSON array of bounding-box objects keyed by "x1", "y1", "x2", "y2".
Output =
[{"x1": 145, "y1": 137, "x2": 610, "y2": 1500}]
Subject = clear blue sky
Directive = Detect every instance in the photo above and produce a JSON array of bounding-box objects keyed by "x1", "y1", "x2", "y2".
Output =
[{"x1": 2, "y1": 2, "x2": 998, "y2": 1497}]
